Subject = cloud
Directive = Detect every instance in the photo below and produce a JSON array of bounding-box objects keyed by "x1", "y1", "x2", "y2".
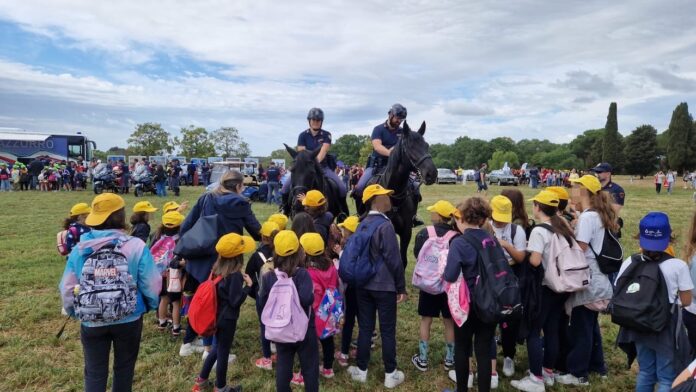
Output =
[
  {"x1": 554, "y1": 71, "x2": 616, "y2": 95},
  {"x1": 443, "y1": 100, "x2": 494, "y2": 116},
  {"x1": 645, "y1": 68, "x2": 696, "y2": 92}
]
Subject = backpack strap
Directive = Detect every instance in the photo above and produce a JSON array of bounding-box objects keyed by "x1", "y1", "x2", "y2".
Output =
[
  {"x1": 426, "y1": 225, "x2": 436, "y2": 238},
  {"x1": 258, "y1": 251, "x2": 268, "y2": 263},
  {"x1": 442, "y1": 230, "x2": 458, "y2": 243},
  {"x1": 510, "y1": 224, "x2": 517, "y2": 242}
]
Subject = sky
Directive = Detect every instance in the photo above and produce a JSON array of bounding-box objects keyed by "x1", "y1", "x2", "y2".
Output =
[{"x1": 1, "y1": 1, "x2": 696, "y2": 156}]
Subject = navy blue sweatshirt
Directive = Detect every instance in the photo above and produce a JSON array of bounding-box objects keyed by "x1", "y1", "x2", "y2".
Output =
[
  {"x1": 217, "y1": 271, "x2": 250, "y2": 322},
  {"x1": 443, "y1": 228, "x2": 492, "y2": 292},
  {"x1": 258, "y1": 267, "x2": 315, "y2": 325},
  {"x1": 313, "y1": 211, "x2": 334, "y2": 244},
  {"x1": 362, "y1": 212, "x2": 406, "y2": 294}
]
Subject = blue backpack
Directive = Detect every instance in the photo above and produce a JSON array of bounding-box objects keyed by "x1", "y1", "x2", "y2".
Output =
[{"x1": 338, "y1": 215, "x2": 387, "y2": 287}]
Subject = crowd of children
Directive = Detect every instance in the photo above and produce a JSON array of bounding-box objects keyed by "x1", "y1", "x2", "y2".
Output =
[{"x1": 57, "y1": 175, "x2": 696, "y2": 392}]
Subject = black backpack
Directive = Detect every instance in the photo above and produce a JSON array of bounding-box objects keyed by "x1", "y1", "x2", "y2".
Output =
[
  {"x1": 462, "y1": 232, "x2": 523, "y2": 324},
  {"x1": 673, "y1": 379, "x2": 696, "y2": 392},
  {"x1": 589, "y1": 227, "x2": 624, "y2": 274},
  {"x1": 610, "y1": 253, "x2": 670, "y2": 333}
]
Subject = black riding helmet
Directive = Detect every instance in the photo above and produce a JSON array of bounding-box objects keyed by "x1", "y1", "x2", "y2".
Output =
[
  {"x1": 388, "y1": 103, "x2": 407, "y2": 119},
  {"x1": 307, "y1": 107, "x2": 324, "y2": 121}
]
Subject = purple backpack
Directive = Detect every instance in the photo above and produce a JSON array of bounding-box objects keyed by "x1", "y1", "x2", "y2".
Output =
[
  {"x1": 412, "y1": 226, "x2": 458, "y2": 295},
  {"x1": 261, "y1": 269, "x2": 310, "y2": 343}
]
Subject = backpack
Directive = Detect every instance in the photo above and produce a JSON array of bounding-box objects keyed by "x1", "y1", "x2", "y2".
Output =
[
  {"x1": 150, "y1": 234, "x2": 178, "y2": 275},
  {"x1": 444, "y1": 276, "x2": 470, "y2": 327},
  {"x1": 56, "y1": 226, "x2": 78, "y2": 256},
  {"x1": 315, "y1": 287, "x2": 344, "y2": 339},
  {"x1": 610, "y1": 254, "x2": 670, "y2": 333},
  {"x1": 262, "y1": 269, "x2": 310, "y2": 343},
  {"x1": 74, "y1": 238, "x2": 138, "y2": 323},
  {"x1": 462, "y1": 233, "x2": 522, "y2": 324},
  {"x1": 167, "y1": 268, "x2": 182, "y2": 293},
  {"x1": 672, "y1": 368, "x2": 696, "y2": 392},
  {"x1": 257, "y1": 252, "x2": 274, "y2": 293},
  {"x1": 188, "y1": 274, "x2": 223, "y2": 337},
  {"x1": 473, "y1": 170, "x2": 481, "y2": 182},
  {"x1": 412, "y1": 226, "x2": 458, "y2": 294},
  {"x1": 589, "y1": 228, "x2": 624, "y2": 274},
  {"x1": 537, "y1": 224, "x2": 591, "y2": 293},
  {"x1": 338, "y1": 215, "x2": 387, "y2": 287}
]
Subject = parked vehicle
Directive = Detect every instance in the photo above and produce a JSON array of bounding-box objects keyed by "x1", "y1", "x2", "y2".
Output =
[
  {"x1": 488, "y1": 170, "x2": 519, "y2": 186},
  {"x1": 93, "y1": 172, "x2": 120, "y2": 194},
  {"x1": 133, "y1": 176, "x2": 157, "y2": 197},
  {"x1": 436, "y1": 168, "x2": 457, "y2": 184}
]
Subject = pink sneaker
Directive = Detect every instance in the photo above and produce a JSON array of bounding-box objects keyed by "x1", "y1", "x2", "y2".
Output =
[
  {"x1": 255, "y1": 357, "x2": 272, "y2": 370},
  {"x1": 349, "y1": 348, "x2": 357, "y2": 359},
  {"x1": 291, "y1": 372, "x2": 304, "y2": 386},
  {"x1": 334, "y1": 351, "x2": 349, "y2": 367},
  {"x1": 191, "y1": 376, "x2": 212, "y2": 392},
  {"x1": 320, "y1": 367, "x2": 335, "y2": 379}
]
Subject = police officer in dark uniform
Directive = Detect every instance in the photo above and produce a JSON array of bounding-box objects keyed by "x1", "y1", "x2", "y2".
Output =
[
  {"x1": 591, "y1": 162, "x2": 625, "y2": 235},
  {"x1": 281, "y1": 108, "x2": 346, "y2": 198}
]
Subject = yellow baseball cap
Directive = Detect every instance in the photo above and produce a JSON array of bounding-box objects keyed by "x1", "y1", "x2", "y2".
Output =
[
  {"x1": 300, "y1": 232, "x2": 325, "y2": 257},
  {"x1": 302, "y1": 190, "x2": 326, "y2": 207},
  {"x1": 215, "y1": 233, "x2": 256, "y2": 258},
  {"x1": 546, "y1": 186, "x2": 570, "y2": 200},
  {"x1": 528, "y1": 190, "x2": 560, "y2": 207},
  {"x1": 260, "y1": 221, "x2": 280, "y2": 237},
  {"x1": 490, "y1": 195, "x2": 512, "y2": 223},
  {"x1": 70, "y1": 202, "x2": 92, "y2": 216},
  {"x1": 426, "y1": 200, "x2": 461, "y2": 219},
  {"x1": 162, "y1": 201, "x2": 180, "y2": 213},
  {"x1": 268, "y1": 213, "x2": 289, "y2": 230},
  {"x1": 337, "y1": 216, "x2": 360, "y2": 233},
  {"x1": 133, "y1": 201, "x2": 158, "y2": 213},
  {"x1": 569, "y1": 175, "x2": 601, "y2": 194},
  {"x1": 162, "y1": 211, "x2": 185, "y2": 228},
  {"x1": 362, "y1": 184, "x2": 393, "y2": 203},
  {"x1": 85, "y1": 194, "x2": 126, "y2": 226},
  {"x1": 274, "y1": 230, "x2": 300, "y2": 257}
]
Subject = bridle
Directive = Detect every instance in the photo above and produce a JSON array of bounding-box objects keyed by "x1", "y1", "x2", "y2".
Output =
[{"x1": 400, "y1": 134, "x2": 431, "y2": 183}]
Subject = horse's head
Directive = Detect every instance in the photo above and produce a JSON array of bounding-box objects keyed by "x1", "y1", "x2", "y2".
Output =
[
  {"x1": 284, "y1": 143, "x2": 322, "y2": 193},
  {"x1": 401, "y1": 121, "x2": 437, "y2": 185}
]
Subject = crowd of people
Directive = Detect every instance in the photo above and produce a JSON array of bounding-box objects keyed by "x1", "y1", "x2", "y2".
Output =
[{"x1": 55, "y1": 162, "x2": 696, "y2": 392}]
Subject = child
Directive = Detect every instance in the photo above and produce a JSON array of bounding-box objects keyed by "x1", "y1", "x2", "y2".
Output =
[
  {"x1": 246, "y1": 220, "x2": 280, "y2": 370},
  {"x1": 130, "y1": 201, "x2": 158, "y2": 243},
  {"x1": 151, "y1": 211, "x2": 185, "y2": 336},
  {"x1": 192, "y1": 233, "x2": 254, "y2": 392},
  {"x1": 615, "y1": 212, "x2": 693, "y2": 392},
  {"x1": 489, "y1": 195, "x2": 527, "y2": 383},
  {"x1": 291, "y1": 212, "x2": 317, "y2": 238},
  {"x1": 63, "y1": 203, "x2": 92, "y2": 254},
  {"x1": 38, "y1": 169, "x2": 48, "y2": 192},
  {"x1": 301, "y1": 190, "x2": 334, "y2": 244},
  {"x1": 333, "y1": 215, "x2": 359, "y2": 367},
  {"x1": 155, "y1": 165, "x2": 167, "y2": 197},
  {"x1": 411, "y1": 200, "x2": 459, "y2": 373},
  {"x1": 501, "y1": 189, "x2": 532, "y2": 238},
  {"x1": 301, "y1": 232, "x2": 340, "y2": 379},
  {"x1": 546, "y1": 186, "x2": 574, "y2": 224},
  {"x1": 259, "y1": 230, "x2": 319, "y2": 392}
]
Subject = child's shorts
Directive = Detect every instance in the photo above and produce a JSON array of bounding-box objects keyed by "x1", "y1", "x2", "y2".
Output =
[
  {"x1": 159, "y1": 276, "x2": 182, "y2": 302},
  {"x1": 418, "y1": 291, "x2": 451, "y2": 319}
]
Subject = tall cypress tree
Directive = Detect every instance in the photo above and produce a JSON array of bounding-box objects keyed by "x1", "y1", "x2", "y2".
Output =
[
  {"x1": 602, "y1": 102, "x2": 624, "y2": 171},
  {"x1": 666, "y1": 102, "x2": 695, "y2": 172}
]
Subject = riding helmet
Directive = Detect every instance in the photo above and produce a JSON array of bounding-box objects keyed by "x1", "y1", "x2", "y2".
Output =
[
  {"x1": 388, "y1": 103, "x2": 407, "y2": 119},
  {"x1": 307, "y1": 107, "x2": 324, "y2": 121}
]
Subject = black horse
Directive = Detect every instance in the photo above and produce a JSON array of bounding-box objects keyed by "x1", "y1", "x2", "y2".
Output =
[
  {"x1": 283, "y1": 144, "x2": 349, "y2": 222},
  {"x1": 354, "y1": 121, "x2": 437, "y2": 268}
]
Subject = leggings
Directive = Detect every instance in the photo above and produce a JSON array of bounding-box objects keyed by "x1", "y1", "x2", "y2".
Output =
[
  {"x1": 199, "y1": 320, "x2": 238, "y2": 389},
  {"x1": 320, "y1": 336, "x2": 335, "y2": 370},
  {"x1": 340, "y1": 285, "x2": 358, "y2": 355}
]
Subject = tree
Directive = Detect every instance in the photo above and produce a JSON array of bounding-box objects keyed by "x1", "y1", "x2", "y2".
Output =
[
  {"x1": 211, "y1": 127, "x2": 250, "y2": 158},
  {"x1": 332, "y1": 134, "x2": 370, "y2": 165},
  {"x1": 127, "y1": 123, "x2": 173, "y2": 156},
  {"x1": 623, "y1": 125, "x2": 658, "y2": 176},
  {"x1": 531, "y1": 147, "x2": 583, "y2": 169},
  {"x1": 516, "y1": 139, "x2": 556, "y2": 164},
  {"x1": 358, "y1": 138, "x2": 373, "y2": 166},
  {"x1": 666, "y1": 102, "x2": 696, "y2": 172},
  {"x1": 175, "y1": 126, "x2": 215, "y2": 158},
  {"x1": 569, "y1": 129, "x2": 604, "y2": 168},
  {"x1": 602, "y1": 102, "x2": 624, "y2": 172},
  {"x1": 489, "y1": 137, "x2": 518, "y2": 156},
  {"x1": 488, "y1": 150, "x2": 520, "y2": 170}
]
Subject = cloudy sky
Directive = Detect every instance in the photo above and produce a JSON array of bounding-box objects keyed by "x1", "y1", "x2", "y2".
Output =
[{"x1": 1, "y1": 1, "x2": 695, "y2": 155}]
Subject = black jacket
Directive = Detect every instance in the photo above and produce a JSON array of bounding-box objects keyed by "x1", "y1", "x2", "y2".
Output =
[
  {"x1": 245, "y1": 244, "x2": 273, "y2": 299},
  {"x1": 217, "y1": 271, "x2": 250, "y2": 322}
]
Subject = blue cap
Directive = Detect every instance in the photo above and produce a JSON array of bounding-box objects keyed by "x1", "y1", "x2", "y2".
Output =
[
  {"x1": 590, "y1": 162, "x2": 613, "y2": 173},
  {"x1": 639, "y1": 212, "x2": 671, "y2": 252}
]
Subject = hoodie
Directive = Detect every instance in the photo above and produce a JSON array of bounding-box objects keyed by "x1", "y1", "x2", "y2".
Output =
[
  {"x1": 180, "y1": 192, "x2": 262, "y2": 283},
  {"x1": 59, "y1": 229, "x2": 161, "y2": 327}
]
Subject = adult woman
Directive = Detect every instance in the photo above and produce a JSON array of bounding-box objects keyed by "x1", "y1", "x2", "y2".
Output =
[
  {"x1": 59, "y1": 193, "x2": 160, "y2": 392},
  {"x1": 178, "y1": 169, "x2": 261, "y2": 356}
]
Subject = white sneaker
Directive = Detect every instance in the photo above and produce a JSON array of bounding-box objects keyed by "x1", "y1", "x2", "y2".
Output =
[
  {"x1": 542, "y1": 369, "x2": 555, "y2": 387},
  {"x1": 384, "y1": 370, "x2": 405, "y2": 389},
  {"x1": 556, "y1": 374, "x2": 589, "y2": 386},
  {"x1": 347, "y1": 366, "x2": 367, "y2": 383},
  {"x1": 491, "y1": 373, "x2": 499, "y2": 389},
  {"x1": 503, "y1": 357, "x2": 515, "y2": 377},
  {"x1": 510, "y1": 373, "x2": 545, "y2": 392},
  {"x1": 179, "y1": 343, "x2": 197, "y2": 357},
  {"x1": 447, "y1": 371, "x2": 473, "y2": 389}
]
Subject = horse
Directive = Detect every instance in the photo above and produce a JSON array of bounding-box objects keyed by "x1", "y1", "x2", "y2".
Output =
[
  {"x1": 283, "y1": 144, "x2": 349, "y2": 222},
  {"x1": 353, "y1": 121, "x2": 437, "y2": 268}
]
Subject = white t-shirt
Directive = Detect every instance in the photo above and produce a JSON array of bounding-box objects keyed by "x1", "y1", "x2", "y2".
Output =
[
  {"x1": 616, "y1": 255, "x2": 693, "y2": 304},
  {"x1": 527, "y1": 225, "x2": 554, "y2": 285},
  {"x1": 492, "y1": 223, "x2": 526, "y2": 263},
  {"x1": 686, "y1": 255, "x2": 696, "y2": 314},
  {"x1": 575, "y1": 210, "x2": 604, "y2": 261}
]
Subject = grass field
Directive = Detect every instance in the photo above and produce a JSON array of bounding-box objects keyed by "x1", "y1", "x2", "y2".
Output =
[{"x1": 2, "y1": 177, "x2": 695, "y2": 391}]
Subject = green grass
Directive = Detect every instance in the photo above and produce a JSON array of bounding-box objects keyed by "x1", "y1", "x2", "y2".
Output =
[{"x1": 1, "y1": 177, "x2": 694, "y2": 391}]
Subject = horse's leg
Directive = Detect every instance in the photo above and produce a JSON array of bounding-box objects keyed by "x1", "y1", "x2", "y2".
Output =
[{"x1": 399, "y1": 222, "x2": 412, "y2": 269}]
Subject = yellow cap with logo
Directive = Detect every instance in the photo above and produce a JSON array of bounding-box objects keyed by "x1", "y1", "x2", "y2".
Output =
[
  {"x1": 162, "y1": 211, "x2": 185, "y2": 228},
  {"x1": 362, "y1": 184, "x2": 393, "y2": 203},
  {"x1": 302, "y1": 190, "x2": 327, "y2": 207},
  {"x1": 528, "y1": 190, "x2": 560, "y2": 207},
  {"x1": 300, "y1": 232, "x2": 325, "y2": 257},
  {"x1": 490, "y1": 195, "x2": 512, "y2": 223},
  {"x1": 133, "y1": 201, "x2": 158, "y2": 213},
  {"x1": 426, "y1": 200, "x2": 461, "y2": 219},
  {"x1": 274, "y1": 230, "x2": 300, "y2": 257},
  {"x1": 569, "y1": 175, "x2": 601, "y2": 194},
  {"x1": 338, "y1": 216, "x2": 360, "y2": 233},
  {"x1": 215, "y1": 233, "x2": 256, "y2": 258},
  {"x1": 162, "y1": 201, "x2": 181, "y2": 213},
  {"x1": 85, "y1": 194, "x2": 126, "y2": 226},
  {"x1": 268, "y1": 213, "x2": 289, "y2": 230},
  {"x1": 70, "y1": 203, "x2": 92, "y2": 216},
  {"x1": 260, "y1": 221, "x2": 280, "y2": 237}
]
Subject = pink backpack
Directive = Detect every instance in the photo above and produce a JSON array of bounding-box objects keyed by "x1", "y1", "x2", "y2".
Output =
[
  {"x1": 262, "y1": 269, "x2": 310, "y2": 343},
  {"x1": 412, "y1": 227, "x2": 458, "y2": 295},
  {"x1": 445, "y1": 277, "x2": 470, "y2": 327},
  {"x1": 150, "y1": 235, "x2": 178, "y2": 275},
  {"x1": 537, "y1": 224, "x2": 591, "y2": 293}
]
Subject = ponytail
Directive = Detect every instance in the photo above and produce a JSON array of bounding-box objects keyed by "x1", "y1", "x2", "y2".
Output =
[
  {"x1": 536, "y1": 202, "x2": 575, "y2": 241},
  {"x1": 589, "y1": 191, "x2": 618, "y2": 232}
]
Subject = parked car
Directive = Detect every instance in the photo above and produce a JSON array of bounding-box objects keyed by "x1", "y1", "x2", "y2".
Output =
[
  {"x1": 488, "y1": 170, "x2": 519, "y2": 186},
  {"x1": 436, "y1": 168, "x2": 457, "y2": 184}
]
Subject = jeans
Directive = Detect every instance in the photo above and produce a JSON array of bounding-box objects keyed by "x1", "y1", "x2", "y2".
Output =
[
  {"x1": 340, "y1": 285, "x2": 358, "y2": 354},
  {"x1": 656, "y1": 183, "x2": 662, "y2": 194},
  {"x1": 156, "y1": 181, "x2": 167, "y2": 197},
  {"x1": 355, "y1": 167, "x2": 374, "y2": 195},
  {"x1": 199, "y1": 319, "x2": 237, "y2": 389},
  {"x1": 0, "y1": 179, "x2": 9, "y2": 191},
  {"x1": 256, "y1": 300, "x2": 272, "y2": 358},
  {"x1": 525, "y1": 288, "x2": 568, "y2": 376},
  {"x1": 267, "y1": 181, "x2": 279, "y2": 204},
  {"x1": 275, "y1": 322, "x2": 319, "y2": 392},
  {"x1": 454, "y1": 314, "x2": 495, "y2": 392},
  {"x1": 121, "y1": 173, "x2": 129, "y2": 193},
  {"x1": 80, "y1": 317, "x2": 143, "y2": 392},
  {"x1": 356, "y1": 289, "x2": 397, "y2": 373},
  {"x1": 31, "y1": 175, "x2": 38, "y2": 189},
  {"x1": 566, "y1": 306, "x2": 605, "y2": 378},
  {"x1": 635, "y1": 342, "x2": 676, "y2": 392}
]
